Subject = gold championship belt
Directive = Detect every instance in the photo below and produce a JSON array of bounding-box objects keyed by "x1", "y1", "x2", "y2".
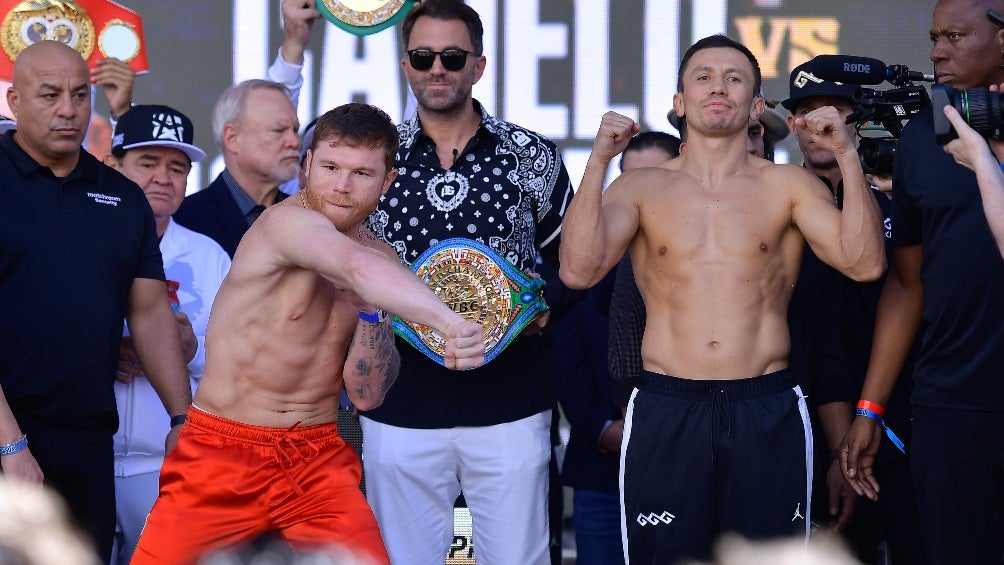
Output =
[
  {"x1": 393, "y1": 238, "x2": 548, "y2": 366},
  {"x1": 315, "y1": 0, "x2": 415, "y2": 36},
  {"x1": 0, "y1": 0, "x2": 148, "y2": 82}
]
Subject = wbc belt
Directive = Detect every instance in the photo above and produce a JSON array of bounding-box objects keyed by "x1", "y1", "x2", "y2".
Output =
[
  {"x1": 393, "y1": 238, "x2": 548, "y2": 366},
  {"x1": 315, "y1": 0, "x2": 415, "y2": 36}
]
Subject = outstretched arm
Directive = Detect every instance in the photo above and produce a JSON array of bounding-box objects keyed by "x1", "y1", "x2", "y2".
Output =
[
  {"x1": 343, "y1": 310, "x2": 400, "y2": 411},
  {"x1": 941, "y1": 104, "x2": 1004, "y2": 257},
  {"x1": 791, "y1": 106, "x2": 886, "y2": 282},
  {"x1": 269, "y1": 209, "x2": 485, "y2": 371},
  {"x1": 559, "y1": 111, "x2": 641, "y2": 289}
]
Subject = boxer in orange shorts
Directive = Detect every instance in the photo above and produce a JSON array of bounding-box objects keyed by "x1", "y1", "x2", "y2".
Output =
[
  {"x1": 133, "y1": 408, "x2": 386, "y2": 564},
  {"x1": 132, "y1": 102, "x2": 485, "y2": 564}
]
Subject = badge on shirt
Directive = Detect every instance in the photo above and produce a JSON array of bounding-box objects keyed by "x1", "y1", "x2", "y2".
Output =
[
  {"x1": 315, "y1": 0, "x2": 415, "y2": 36},
  {"x1": 393, "y1": 238, "x2": 549, "y2": 366}
]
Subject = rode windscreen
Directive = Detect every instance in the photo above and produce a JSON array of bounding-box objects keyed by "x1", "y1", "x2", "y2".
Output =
[
  {"x1": 810, "y1": 55, "x2": 934, "y2": 85},
  {"x1": 810, "y1": 55, "x2": 894, "y2": 85}
]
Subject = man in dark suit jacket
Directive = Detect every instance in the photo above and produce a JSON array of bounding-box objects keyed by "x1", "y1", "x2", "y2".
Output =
[{"x1": 174, "y1": 79, "x2": 300, "y2": 257}]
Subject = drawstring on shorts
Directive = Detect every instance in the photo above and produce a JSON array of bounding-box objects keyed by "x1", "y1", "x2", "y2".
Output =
[
  {"x1": 273, "y1": 421, "x2": 321, "y2": 496},
  {"x1": 709, "y1": 387, "x2": 733, "y2": 461}
]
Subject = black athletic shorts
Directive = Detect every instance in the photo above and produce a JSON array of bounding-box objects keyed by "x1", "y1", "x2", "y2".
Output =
[{"x1": 620, "y1": 369, "x2": 813, "y2": 564}]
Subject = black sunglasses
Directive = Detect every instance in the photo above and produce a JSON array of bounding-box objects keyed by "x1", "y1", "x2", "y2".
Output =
[{"x1": 407, "y1": 48, "x2": 473, "y2": 72}]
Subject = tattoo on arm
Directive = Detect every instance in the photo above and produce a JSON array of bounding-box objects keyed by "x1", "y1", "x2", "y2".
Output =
[{"x1": 348, "y1": 319, "x2": 401, "y2": 400}]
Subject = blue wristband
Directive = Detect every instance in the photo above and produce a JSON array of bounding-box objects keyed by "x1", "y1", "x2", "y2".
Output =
[
  {"x1": 0, "y1": 434, "x2": 27, "y2": 456},
  {"x1": 170, "y1": 414, "x2": 187, "y2": 427},
  {"x1": 855, "y1": 408, "x2": 906, "y2": 454},
  {"x1": 358, "y1": 310, "x2": 387, "y2": 323}
]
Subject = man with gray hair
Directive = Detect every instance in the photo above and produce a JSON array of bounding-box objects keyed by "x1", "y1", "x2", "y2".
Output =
[{"x1": 174, "y1": 79, "x2": 300, "y2": 257}]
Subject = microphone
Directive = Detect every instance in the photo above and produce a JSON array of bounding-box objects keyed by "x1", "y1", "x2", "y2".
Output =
[{"x1": 810, "y1": 55, "x2": 935, "y2": 85}]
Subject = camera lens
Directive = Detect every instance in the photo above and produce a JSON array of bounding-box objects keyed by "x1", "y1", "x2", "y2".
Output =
[
  {"x1": 858, "y1": 138, "x2": 897, "y2": 177},
  {"x1": 962, "y1": 88, "x2": 992, "y2": 132},
  {"x1": 958, "y1": 87, "x2": 1004, "y2": 140},
  {"x1": 932, "y1": 84, "x2": 1004, "y2": 144}
]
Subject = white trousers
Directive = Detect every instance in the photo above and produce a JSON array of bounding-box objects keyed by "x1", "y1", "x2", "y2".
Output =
[
  {"x1": 111, "y1": 471, "x2": 160, "y2": 565},
  {"x1": 360, "y1": 410, "x2": 551, "y2": 565}
]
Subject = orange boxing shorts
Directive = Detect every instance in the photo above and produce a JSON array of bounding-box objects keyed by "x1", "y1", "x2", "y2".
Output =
[{"x1": 132, "y1": 407, "x2": 389, "y2": 565}]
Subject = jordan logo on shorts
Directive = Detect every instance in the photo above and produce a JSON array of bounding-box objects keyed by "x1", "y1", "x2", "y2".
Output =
[
  {"x1": 636, "y1": 511, "x2": 675, "y2": 526},
  {"x1": 791, "y1": 502, "x2": 804, "y2": 522}
]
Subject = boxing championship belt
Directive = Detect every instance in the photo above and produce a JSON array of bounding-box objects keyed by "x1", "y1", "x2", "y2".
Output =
[
  {"x1": 0, "y1": 0, "x2": 148, "y2": 82},
  {"x1": 393, "y1": 238, "x2": 548, "y2": 366},
  {"x1": 315, "y1": 0, "x2": 415, "y2": 36}
]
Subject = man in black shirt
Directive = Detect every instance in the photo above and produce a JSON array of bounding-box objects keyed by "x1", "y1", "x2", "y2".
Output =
[
  {"x1": 783, "y1": 60, "x2": 924, "y2": 564},
  {"x1": 0, "y1": 41, "x2": 191, "y2": 562},
  {"x1": 842, "y1": 1, "x2": 1004, "y2": 563}
]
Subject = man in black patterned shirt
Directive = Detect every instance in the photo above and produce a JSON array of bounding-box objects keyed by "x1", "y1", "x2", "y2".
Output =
[{"x1": 360, "y1": 1, "x2": 573, "y2": 563}]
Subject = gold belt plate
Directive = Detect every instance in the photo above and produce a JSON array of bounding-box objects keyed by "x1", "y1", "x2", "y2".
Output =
[{"x1": 393, "y1": 238, "x2": 548, "y2": 366}]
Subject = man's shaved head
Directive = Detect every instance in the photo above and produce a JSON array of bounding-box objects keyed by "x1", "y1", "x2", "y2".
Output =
[
  {"x1": 12, "y1": 41, "x2": 87, "y2": 86},
  {"x1": 7, "y1": 41, "x2": 91, "y2": 176}
]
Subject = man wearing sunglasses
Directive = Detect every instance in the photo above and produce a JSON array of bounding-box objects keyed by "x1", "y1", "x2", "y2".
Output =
[{"x1": 361, "y1": 1, "x2": 573, "y2": 564}]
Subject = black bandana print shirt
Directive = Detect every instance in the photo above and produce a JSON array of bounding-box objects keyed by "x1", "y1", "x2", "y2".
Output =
[
  {"x1": 361, "y1": 100, "x2": 575, "y2": 428},
  {"x1": 367, "y1": 100, "x2": 572, "y2": 271}
]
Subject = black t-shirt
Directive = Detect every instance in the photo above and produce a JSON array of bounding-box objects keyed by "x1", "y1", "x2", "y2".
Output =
[
  {"x1": 0, "y1": 132, "x2": 164, "y2": 431},
  {"x1": 893, "y1": 107, "x2": 1004, "y2": 411}
]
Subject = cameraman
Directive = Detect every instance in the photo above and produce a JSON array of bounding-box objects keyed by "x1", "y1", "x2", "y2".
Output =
[
  {"x1": 782, "y1": 61, "x2": 923, "y2": 565},
  {"x1": 841, "y1": 1, "x2": 1004, "y2": 563},
  {"x1": 941, "y1": 99, "x2": 1004, "y2": 256}
]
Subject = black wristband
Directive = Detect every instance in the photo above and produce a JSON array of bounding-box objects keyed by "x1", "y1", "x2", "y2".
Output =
[{"x1": 170, "y1": 414, "x2": 187, "y2": 427}]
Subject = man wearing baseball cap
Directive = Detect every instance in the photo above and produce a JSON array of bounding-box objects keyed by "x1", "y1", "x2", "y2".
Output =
[
  {"x1": 782, "y1": 62, "x2": 864, "y2": 192},
  {"x1": 105, "y1": 104, "x2": 231, "y2": 564},
  {"x1": 782, "y1": 58, "x2": 924, "y2": 564}
]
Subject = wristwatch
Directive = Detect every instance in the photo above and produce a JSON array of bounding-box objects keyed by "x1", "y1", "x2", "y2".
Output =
[{"x1": 358, "y1": 309, "x2": 388, "y2": 323}]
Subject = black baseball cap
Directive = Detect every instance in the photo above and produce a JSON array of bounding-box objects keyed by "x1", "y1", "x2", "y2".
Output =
[
  {"x1": 781, "y1": 60, "x2": 858, "y2": 111},
  {"x1": 111, "y1": 104, "x2": 206, "y2": 162}
]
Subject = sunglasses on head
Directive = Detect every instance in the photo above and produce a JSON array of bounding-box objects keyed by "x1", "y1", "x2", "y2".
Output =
[{"x1": 407, "y1": 48, "x2": 473, "y2": 72}]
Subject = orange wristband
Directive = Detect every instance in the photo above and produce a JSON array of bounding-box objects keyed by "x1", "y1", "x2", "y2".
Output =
[{"x1": 856, "y1": 399, "x2": 886, "y2": 417}]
